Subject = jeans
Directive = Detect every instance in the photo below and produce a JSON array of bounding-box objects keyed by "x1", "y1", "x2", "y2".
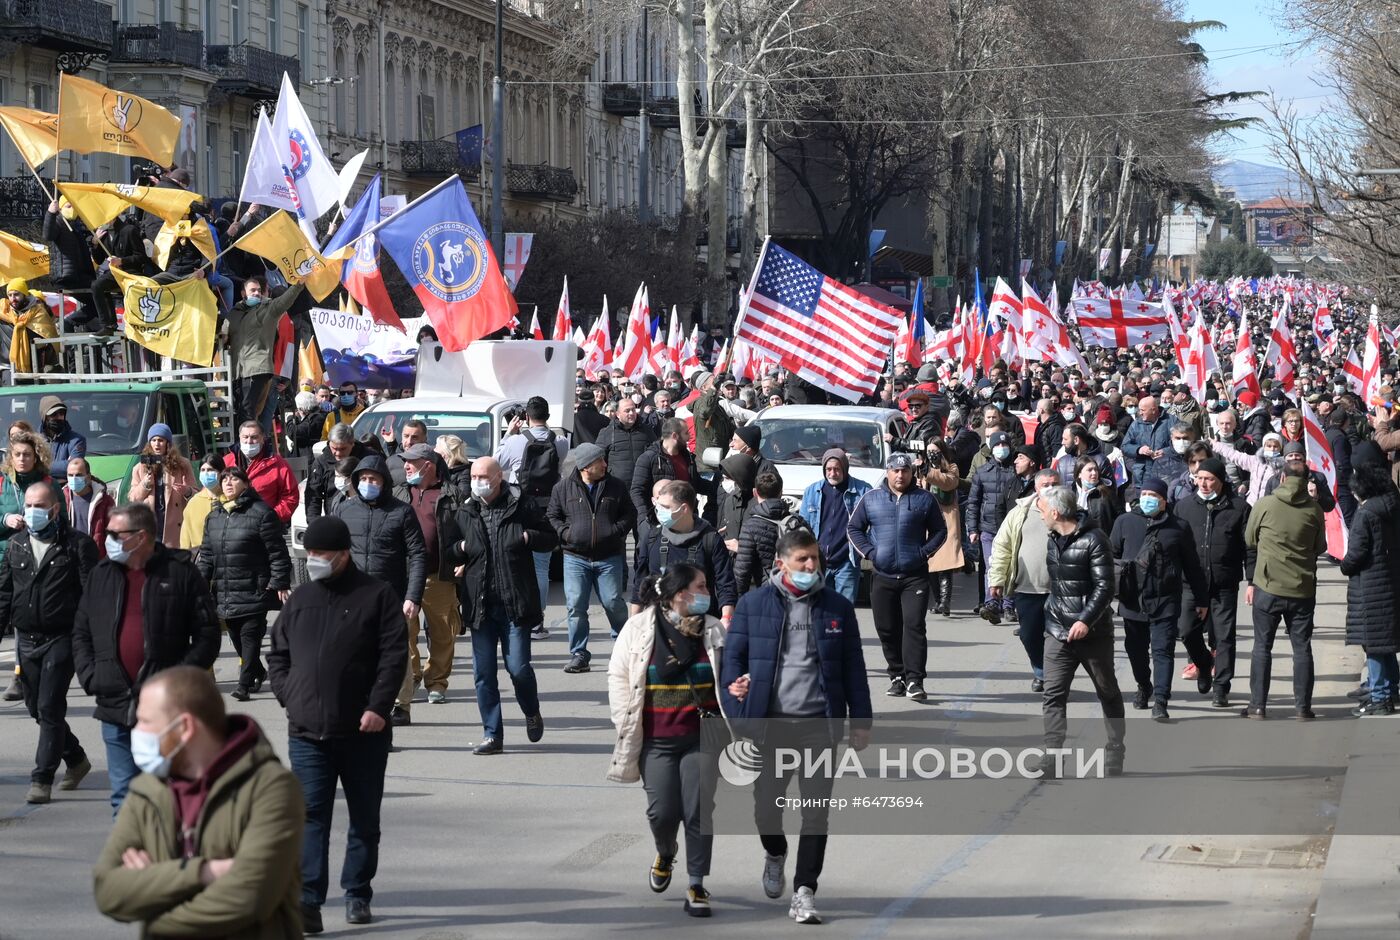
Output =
[
  {"x1": 236, "y1": 374, "x2": 277, "y2": 438},
  {"x1": 562, "y1": 553, "x2": 628, "y2": 659},
  {"x1": 471, "y1": 605, "x2": 540, "y2": 740},
  {"x1": 1248, "y1": 588, "x2": 1315, "y2": 712},
  {"x1": 825, "y1": 558, "x2": 859, "y2": 606},
  {"x1": 533, "y1": 550, "x2": 551, "y2": 614},
  {"x1": 289, "y1": 731, "x2": 391, "y2": 908},
  {"x1": 1123, "y1": 613, "x2": 1212, "y2": 704},
  {"x1": 1012, "y1": 593, "x2": 1047, "y2": 680},
  {"x1": 639, "y1": 735, "x2": 717, "y2": 879},
  {"x1": 979, "y1": 533, "x2": 1014, "y2": 611},
  {"x1": 208, "y1": 271, "x2": 235, "y2": 311},
  {"x1": 101, "y1": 722, "x2": 137, "y2": 815},
  {"x1": 868, "y1": 573, "x2": 930, "y2": 683},
  {"x1": 1041, "y1": 631, "x2": 1125, "y2": 752},
  {"x1": 225, "y1": 614, "x2": 268, "y2": 691},
  {"x1": 1367, "y1": 654, "x2": 1399, "y2": 704},
  {"x1": 754, "y1": 718, "x2": 836, "y2": 893},
  {"x1": 17, "y1": 633, "x2": 86, "y2": 786},
  {"x1": 1182, "y1": 587, "x2": 1238, "y2": 695}
]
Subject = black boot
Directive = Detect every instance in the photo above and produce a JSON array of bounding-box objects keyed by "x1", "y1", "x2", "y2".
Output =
[{"x1": 937, "y1": 573, "x2": 953, "y2": 617}]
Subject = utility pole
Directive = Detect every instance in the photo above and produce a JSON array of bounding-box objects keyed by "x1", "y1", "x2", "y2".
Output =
[
  {"x1": 490, "y1": 0, "x2": 505, "y2": 260},
  {"x1": 638, "y1": 7, "x2": 650, "y2": 226}
]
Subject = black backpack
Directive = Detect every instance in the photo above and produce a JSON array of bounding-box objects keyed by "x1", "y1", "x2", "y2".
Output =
[{"x1": 521, "y1": 429, "x2": 562, "y2": 498}]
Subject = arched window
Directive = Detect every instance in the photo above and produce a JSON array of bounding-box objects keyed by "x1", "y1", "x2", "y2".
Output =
[
  {"x1": 401, "y1": 64, "x2": 413, "y2": 139},
  {"x1": 333, "y1": 47, "x2": 347, "y2": 132},
  {"x1": 354, "y1": 53, "x2": 367, "y2": 136},
  {"x1": 385, "y1": 67, "x2": 397, "y2": 143}
]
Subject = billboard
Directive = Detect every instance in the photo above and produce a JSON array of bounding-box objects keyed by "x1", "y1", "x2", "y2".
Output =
[{"x1": 1251, "y1": 207, "x2": 1313, "y2": 248}]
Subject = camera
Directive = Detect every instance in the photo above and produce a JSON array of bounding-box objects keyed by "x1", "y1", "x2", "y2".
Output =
[{"x1": 502, "y1": 405, "x2": 523, "y2": 424}]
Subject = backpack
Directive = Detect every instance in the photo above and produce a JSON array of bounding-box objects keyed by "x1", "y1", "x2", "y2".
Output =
[
  {"x1": 761, "y1": 510, "x2": 813, "y2": 539},
  {"x1": 520, "y1": 430, "x2": 561, "y2": 498},
  {"x1": 652, "y1": 526, "x2": 723, "y2": 576}
]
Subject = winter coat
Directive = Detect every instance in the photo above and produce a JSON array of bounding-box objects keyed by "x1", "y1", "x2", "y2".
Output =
[
  {"x1": 226, "y1": 285, "x2": 304, "y2": 380},
  {"x1": 1108, "y1": 508, "x2": 1207, "y2": 622},
  {"x1": 65, "y1": 479, "x2": 113, "y2": 555},
  {"x1": 42, "y1": 210, "x2": 95, "y2": 287},
  {"x1": 596, "y1": 418, "x2": 657, "y2": 490},
  {"x1": 965, "y1": 456, "x2": 1021, "y2": 537},
  {"x1": 1122, "y1": 416, "x2": 1172, "y2": 485},
  {"x1": 847, "y1": 481, "x2": 947, "y2": 579},
  {"x1": 1078, "y1": 483, "x2": 1120, "y2": 534},
  {"x1": 733, "y1": 497, "x2": 793, "y2": 590},
  {"x1": 71, "y1": 545, "x2": 220, "y2": 726},
  {"x1": 128, "y1": 455, "x2": 196, "y2": 546},
  {"x1": 285, "y1": 409, "x2": 325, "y2": 458},
  {"x1": 196, "y1": 490, "x2": 292, "y2": 619},
  {"x1": 178, "y1": 487, "x2": 216, "y2": 557},
  {"x1": 573, "y1": 404, "x2": 609, "y2": 445},
  {"x1": 925, "y1": 465, "x2": 964, "y2": 572},
  {"x1": 93, "y1": 718, "x2": 304, "y2": 940},
  {"x1": 1241, "y1": 406, "x2": 1273, "y2": 448},
  {"x1": 546, "y1": 469, "x2": 636, "y2": 561},
  {"x1": 718, "y1": 580, "x2": 872, "y2": 743},
  {"x1": 1245, "y1": 475, "x2": 1327, "y2": 600},
  {"x1": 44, "y1": 420, "x2": 85, "y2": 481},
  {"x1": 331, "y1": 458, "x2": 427, "y2": 604},
  {"x1": 1340, "y1": 491, "x2": 1400, "y2": 654},
  {"x1": 95, "y1": 218, "x2": 151, "y2": 275},
  {"x1": 987, "y1": 494, "x2": 1041, "y2": 594},
  {"x1": 798, "y1": 475, "x2": 872, "y2": 569},
  {"x1": 947, "y1": 427, "x2": 981, "y2": 476},
  {"x1": 607, "y1": 609, "x2": 725, "y2": 783},
  {"x1": 1172, "y1": 490, "x2": 1249, "y2": 594},
  {"x1": 268, "y1": 561, "x2": 408, "y2": 736},
  {"x1": 715, "y1": 453, "x2": 759, "y2": 543},
  {"x1": 449, "y1": 484, "x2": 557, "y2": 630},
  {"x1": 1044, "y1": 514, "x2": 1116, "y2": 640},
  {"x1": 1325, "y1": 425, "x2": 1353, "y2": 492},
  {"x1": 304, "y1": 443, "x2": 365, "y2": 520},
  {"x1": 631, "y1": 519, "x2": 737, "y2": 616},
  {"x1": 1052, "y1": 442, "x2": 1112, "y2": 491},
  {"x1": 1034, "y1": 414, "x2": 1066, "y2": 467},
  {"x1": 222, "y1": 450, "x2": 298, "y2": 524},
  {"x1": 630, "y1": 441, "x2": 705, "y2": 526},
  {"x1": 1214, "y1": 439, "x2": 1280, "y2": 506},
  {"x1": 692, "y1": 386, "x2": 736, "y2": 469},
  {"x1": 0, "y1": 523, "x2": 97, "y2": 636},
  {"x1": 1369, "y1": 419, "x2": 1400, "y2": 489}
]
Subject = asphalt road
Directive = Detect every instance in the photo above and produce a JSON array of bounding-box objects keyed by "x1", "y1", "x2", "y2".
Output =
[{"x1": 0, "y1": 565, "x2": 1362, "y2": 939}]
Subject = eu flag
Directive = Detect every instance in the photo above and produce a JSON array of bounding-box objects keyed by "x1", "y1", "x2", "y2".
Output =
[{"x1": 456, "y1": 125, "x2": 483, "y2": 166}]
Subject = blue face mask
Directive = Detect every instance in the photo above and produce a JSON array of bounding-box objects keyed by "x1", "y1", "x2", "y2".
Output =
[
  {"x1": 245, "y1": 295, "x2": 262, "y2": 307},
  {"x1": 23, "y1": 506, "x2": 49, "y2": 532},
  {"x1": 105, "y1": 533, "x2": 132, "y2": 564},
  {"x1": 199, "y1": 469, "x2": 219, "y2": 490},
  {"x1": 358, "y1": 480, "x2": 381, "y2": 501},
  {"x1": 656, "y1": 506, "x2": 675, "y2": 529},
  {"x1": 1139, "y1": 495, "x2": 1163, "y2": 516},
  {"x1": 789, "y1": 569, "x2": 822, "y2": 591},
  {"x1": 340, "y1": 393, "x2": 357, "y2": 408},
  {"x1": 405, "y1": 470, "x2": 422, "y2": 486},
  {"x1": 68, "y1": 474, "x2": 87, "y2": 493},
  {"x1": 1127, "y1": 407, "x2": 1139, "y2": 419},
  {"x1": 686, "y1": 593, "x2": 711, "y2": 615},
  {"x1": 319, "y1": 400, "x2": 334, "y2": 413}
]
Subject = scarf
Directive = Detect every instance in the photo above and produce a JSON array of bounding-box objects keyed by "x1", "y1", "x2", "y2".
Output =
[
  {"x1": 653, "y1": 606, "x2": 704, "y2": 684},
  {"x1": 1, "y1": 295, "x2": 54, "y2": 374}
]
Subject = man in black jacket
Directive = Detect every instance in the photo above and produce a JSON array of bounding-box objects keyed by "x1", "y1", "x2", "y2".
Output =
[
  {"x1": 596, "y1": 397, "x2": 656, "y2": 496},
  {"x1": 631, "y1": 480, "x2": 738, "y2": 620},
  {"x1": 306, "y1": 423, "x2": 363, "y2": 520},
  {"x1": 1, "y1": 483, "x2": 98, "y2": 803},
  {"x1": 734, "y1": 471, "x2": 796, "y2": 590},
  {"x1": 546, "y1": 443, "x2": 635, "y2": 674},
  {"x1": 449, "y1": 456, "x2": 557, "y2": 754},
  {"x1": 268, "y1": 515, "x2": 406, "y2": 931},
  {"x1": 42, "y1": 197, "x2": 95, "y2": 306},
  {"x1": 89, "y1": 211, "x2": 149, "y2": 334},
  {"x1": 71, "y1": 502, "x2": 219, "y2": 813},
  {"x1": 333, "y1": 454, "x2": 426, "y2": 727},
  {"x1": 1038, "y1": 485, "x2": 1125, "y2": 778},
  {"x1": 630, "y1": 418, "x2": 706, "y2": 527},
  {"x1": 1173, "y1": 458, "x2": 1250, "y2": 708}
]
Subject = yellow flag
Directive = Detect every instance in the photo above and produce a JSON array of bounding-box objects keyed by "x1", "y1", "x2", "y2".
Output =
[
  {"x1": 153, "y1": 218, "x2": 218, "y2": 270},
  {"x1": 298, "y1": 334, "x2": 326, "y2": 387},
  {"x1": 57, "y1": 181, "x2": 202, "y2": 230},
  {"x1": 56, "y1": 74, "x2": 180, "y2": 165},
  {"x1": 111, "y1": 268, "x2": 218, "y2": 366},
  {"x1": 233, "y1": 211, "x2": 342, "y2": 302},
  {"x1": 0, "y1": 107, "x2": 58, "y2": 169},
  {"x1": 0, "y1": 230, "x2": 49, "y2": 280}
]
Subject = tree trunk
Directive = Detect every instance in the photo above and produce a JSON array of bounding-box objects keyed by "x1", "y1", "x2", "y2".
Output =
[{"x1": 739, "y1": 81, "x2": 762, "y2": 278}]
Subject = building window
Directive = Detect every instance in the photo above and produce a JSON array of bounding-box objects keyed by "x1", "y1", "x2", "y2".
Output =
[
  {"x1": 267, "y1": 0, "x2": 281, "y2": 52},
  {"x1": 205, "y1": 122, "x2": 219, "y2": 195},
  {"x1": 27, "y1": 84, "x2": 47, "y2": 111},
  {"x1": 231, "y1": 127, "x2": 245, "y2": 187},
  {"x1": 333, "y1": 49, "x2": 347, "y2": 132},
  {"x1": 297, "y1": 4, "x2": 310, "y2": 66},
  {"x1": 385, "y1": 69, "x2": 396, "y2": 143},
  {"x1": 158, "y1": 0, "x2": 171, "y2": 23},
  {"x1": 354, "y1": 53, "x2": 367, "y2": 136},
  {"x1": 203, "y1": 0, "x2": 216, "y2": 42},
  {"x1": 230, "y1": 0, "x2": 242, "y2": 42}
]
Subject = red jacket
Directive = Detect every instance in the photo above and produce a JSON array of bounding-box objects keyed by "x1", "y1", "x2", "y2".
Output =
[
  {"x1": 64, "y1": 479, "x2": 112, "y2": 556},
  {"x1": 223, "y1": 451, "x2": 299, "y2": 524}
]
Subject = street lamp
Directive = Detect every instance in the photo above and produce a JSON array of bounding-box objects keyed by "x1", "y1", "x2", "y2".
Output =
[{"x1": 491, "y1": 0, "x2": 505, "y2": 261}]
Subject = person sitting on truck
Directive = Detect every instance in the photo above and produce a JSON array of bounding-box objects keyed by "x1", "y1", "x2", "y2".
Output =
[
  {"x1": 127, "y1": 424, "x2": 195, "y2": 548},
  {"x1": 321, "y1": 381, "x2": 366, "y2": 441},
  {"x1": 224, "y1": 421, "x2": 299, "y2": 526},
  {"x1": 0, "y1": 279, "x2": 57, "y2": 374},
  {"x1": 38, "y1": 396, "x2": 85, "y2": 484},
  {"x1": 307, "y1": 424, "x2": 365, "y2": 521},
  {"x1": 179, "y1": 456, "x2": 222, "y2": 561},
  {"x1": 65, "y1": 457, "x2": 112, "y2": 558}
]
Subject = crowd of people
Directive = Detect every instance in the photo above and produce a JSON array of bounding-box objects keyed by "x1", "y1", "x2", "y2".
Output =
[{"x1": 2, "y1": 275, "x2": 1399, "y2": 934}]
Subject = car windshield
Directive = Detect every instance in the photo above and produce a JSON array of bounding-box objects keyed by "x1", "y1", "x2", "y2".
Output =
[
  {"x1": 352, "y1": 410, "x2": 495, "y2": 458},
  {"x1": 755, "y1": 418, "x2": 886, "y2": 468},
  {"x1": 0, "y1": 391, "x2": 148, "y2": 455}
]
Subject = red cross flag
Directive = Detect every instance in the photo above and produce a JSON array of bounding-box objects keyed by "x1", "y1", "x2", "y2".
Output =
[
  {"x1": 1343, "y1": 342, "x2": 1365, "y2": 396},
  {"x1": 1263, "y1": 297, "x2": 1297, "y2": 393},
  {"x1": 1301, "y1": 400, "x2": 1347, "y2": 558},
  {"x1": 1362, "y1": 309, "x2": 1384, "y2": 407},
  {"x1": 1231, "y1": 309, "x2": 1262, "y2": 400},
  {"x1": 1069, "y1": 297, "x2": 1170, "y2": 348}
]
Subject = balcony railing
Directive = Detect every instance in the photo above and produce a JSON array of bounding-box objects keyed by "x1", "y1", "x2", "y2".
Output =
[
  {"x1": 507, "y1": 163, "x2": 577, "y2": 201},
  {"x1": 648, "y1": 96, "x2": 680, "y2": 129},
  {"x1": 0, "y1": 0, "x2": 114, "y2": 54},
  {"x1": 602, "y1": 83, "x2": 640, "y2": 116},
  {"x1": 0, "y1": 176, "x2": 49, "y2": 226},
  {"x1": 111, "y1": 22, "x2": 204, "y2": 68},
  {"x1": 206, "y1": 43, "x2": 299, "y2": 97},
  {"x1": 401, "y1": 139, "x2": 481, "y2": 181}
]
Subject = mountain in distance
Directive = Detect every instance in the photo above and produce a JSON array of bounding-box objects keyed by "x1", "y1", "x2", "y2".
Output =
[{"x1": 1212, "y1": 159, "x2": 1303, "y2": 204}]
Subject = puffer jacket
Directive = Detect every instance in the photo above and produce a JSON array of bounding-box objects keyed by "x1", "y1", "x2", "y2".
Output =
[
  {"x1": 1245, "y1": 475, "x2": 1326, "y2": 600},
  {"x1": 629, "y1": 441, "x2": 705, "y2": 526},
  {"x1": 42, "y1": 209, "x2": 95, "y2": 287},
  {"x1": 304, "y1": 442, "x2": 365, "y2": 520},
  {"x1": 1108, "y1": 507, "x2": 1207, "y2": 622},
  {"x1": 331, "y1": 455, "x2": 427, "y2": 604},
  {"x1": 733, "y1": 497, "x2": 793, "y2": 590},
  {"x1": 0, "y1": 523, "x2": 97, "y2": 636},
  {"x1": 965, "y1": 455, "x2": 1020, "y2": 536},
  {"x1": 596, "y1": 418, "x2": 657, "y2": 490},
  {"x1": 94, "y1": 717, "x2": 304, "y2": 940},
  {"x1": 1122, "y1": 416, "x2": 1172, "y2": 485},
  {"x1": 196, "y1": 490, "x2": 291, "y2": 619},
  {"x1": 1340, "y1": 490, "x2": 1400, "y2": 654},
  {"x1": 1172, "y1": 490, "x2": 1249, "y2": 593},
  {"x1": 44, "y1": 420, "x2": 86, "y2": 481},
  {"x1": 1044, "y1": 513, "x2": 1116, "y2": 641},
  {"x1": 631, "y1": 519, "x2": 738, "y2": 616},
  {"x1": 449, "y1": 484, "x2": 558, "y2": 630},
  {"x1": 1078, "y1": 483, "x2": 1120, "y2": 534},
  {"x1": 1052, "y1": 441, "x2": 1112, "y2": 489},
  {"x1": 847, "y1": 481, "x2": 947, "y2": 578},
  {"x1": 607, "y1": 608, "x2": 724, "y2": 783},
  {"x1": 546, "y1": 469, "x2": 636, "y2": 561}
]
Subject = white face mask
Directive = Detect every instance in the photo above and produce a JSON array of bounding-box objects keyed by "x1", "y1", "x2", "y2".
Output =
[
  {"x1": 721, "y1": 478, "x2": 737, "y2": 494},
  {"x1": 1171, "y1": 439, "x2": 1189, "y2": 455},
  {"x1": 471, "y1": 480, "x2": 494, "y2": 500},
  {"x1": 130, "y1": 717, "x2": 186, "y2": 778},
  {"x1": 239, "y1": 441, "x2": 261, "y2": 458},
  {"x1": 334, "y1": 474, "x2": 349, "y2": 491},
  {"x1": 306, "y1": 554, "x2": 336, "y2": 581}
]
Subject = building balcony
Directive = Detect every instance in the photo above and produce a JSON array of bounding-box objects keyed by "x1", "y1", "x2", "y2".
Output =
[
  {"x1": 206, "y1": 43, "x2": 299, "y2": 97},
  {"x1": 648, "y1": 96, "x2": 680, "y2": 129},
  {"x1": 507, "y1": 163, "x2": 577, "y2": 201},
  {"x1": 0, "y1": 0, "x2": 114, "y2": 55},
  {"x1": 602, "y1": 83, "x2": 640, "y2": 116},
  {"x1": 0, "y1": 175, "x2": 49, "y2": 225},
  {"x1": 111, "y1": 23, "x2": 204, "y2": 69},
  {"x1": 401, "y1": 139, "x2": 481, "y2": 182}
]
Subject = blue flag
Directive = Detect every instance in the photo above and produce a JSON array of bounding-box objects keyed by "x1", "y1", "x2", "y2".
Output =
[
  {"x1": 456, "y1": 125, "x2": 483, "y2": 166},
  {"x1": 910, "y1": 280, "x2": 926, "y2": 348},
  {"x1": 322, "y1": 174, "x2": 401, "y2": 328}
]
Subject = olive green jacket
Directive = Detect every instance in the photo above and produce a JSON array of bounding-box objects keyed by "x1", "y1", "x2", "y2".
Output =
[{"x1": 1245, "y1": 475, "x2": 1327, "y2": 600}]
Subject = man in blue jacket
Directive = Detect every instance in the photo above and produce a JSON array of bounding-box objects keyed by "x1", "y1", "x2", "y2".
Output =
[
  {"x1": 798, "y1": 448, "x2": 872, "y2": 604},
  {"x1": 1121, "y1": 395, "x2": 1173, "y2": 492},
  {"x1": 846, "y1": 452, "x2": 946, "y2": 700},
  {"x1": 721, "y1": 528, "x2": 872, "y2": 927}
]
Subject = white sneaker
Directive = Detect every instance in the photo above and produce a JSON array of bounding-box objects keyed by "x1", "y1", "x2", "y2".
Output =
[
  {"x1": 762, "y1": 852, "x2": 787, "y2": 899},
  {"x1": 789, "y1": 886, "x2": 821, "y2": 925},
  {"x1": 427, "y1": 691, "x2": 447, "y2": 704},
  {"x1": 530, "y1": 625, "x2": 550, "y2": 640}
]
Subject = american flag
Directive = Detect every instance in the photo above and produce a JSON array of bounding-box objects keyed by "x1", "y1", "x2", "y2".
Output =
[{"x1": 737, "y1": 243, "x2": 903, "y2": 401}]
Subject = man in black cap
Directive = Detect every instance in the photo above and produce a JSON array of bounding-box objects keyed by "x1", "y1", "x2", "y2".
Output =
[
  {"x1": 268, "y1": 515, "x2": 407, "y2": 933},
  {"x1": 729, "y1": 423, "x2": 782, "y2": 485},
  {"x1": 1266, "y1": 440, "x2": 1337, "y2": 513}
]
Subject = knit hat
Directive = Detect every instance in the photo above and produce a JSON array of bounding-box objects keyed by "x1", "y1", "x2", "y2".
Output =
[
  {"x1": 916, "y1": 364, "x2": 939, "y2": 382},
  {"x1": 571, "y1": 442, "x2": 605, "y2": 469},
  {"x1": 1283, "y1": 440, "x2": 1306, "y2": 457},
  {"x1": 39, "y1": 394, "x2": 66, "y2": 416},
  {"x1": 147, "y1": 423, "x2": 173, "y2": 442},
  {"x1": 1237, "y1": 390, "x2": 1258, "y2": 408},
  {"x1": 303, "y1": 516, "x2": 351, "y2": 551},
  {"x1": 1196, "y1": 457, "x2": 1228, "y2": 483},
  {"x1": 734, "y1": 424, "x2": 762, "y2": 452},
  {"x1": 988, "y1": 431, "x2": 1009, "y2": 448},
  {"x1": 1140, "y1": 477, "x2": 1169, "y2": 497},
  {"x1": 719, "y1": 452, "x2": 758, "y2": 491},
  {"x1": 1095, "y1": 405, "x2": 1113, "y2": 425},
  {"x1": 6, "y1": 277, "x2": 27, "y2": 295}
]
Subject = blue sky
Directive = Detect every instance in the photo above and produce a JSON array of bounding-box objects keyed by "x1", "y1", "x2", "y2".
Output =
[{"x1": 1180, "y1": 0, "x2": 1332, "y2": 168}]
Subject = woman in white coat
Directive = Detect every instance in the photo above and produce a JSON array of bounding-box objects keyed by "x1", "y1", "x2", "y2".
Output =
[{"x1": 608, "y1": 562, "x2": 726, "y2": 918}]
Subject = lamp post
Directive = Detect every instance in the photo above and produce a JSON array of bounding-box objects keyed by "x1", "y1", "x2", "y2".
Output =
[
  {"x1": 638, "y1": 7, "x2": 649, "y2": 226},
  {"x1": 490, "y1": 0, "x2": 505, "y2": 261}
]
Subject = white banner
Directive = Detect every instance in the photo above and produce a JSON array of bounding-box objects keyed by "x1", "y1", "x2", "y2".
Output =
[{"x1": 310, "y1": 306, "x2": 426, "y2": 365}]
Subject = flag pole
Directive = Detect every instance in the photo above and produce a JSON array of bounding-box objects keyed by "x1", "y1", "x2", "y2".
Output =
[
  {"x1": 327, "y1": 173, "x2": 462, "y2": 257},
  {"x1": 725, "y1": 235, "x2": 768, "y2": 375}
]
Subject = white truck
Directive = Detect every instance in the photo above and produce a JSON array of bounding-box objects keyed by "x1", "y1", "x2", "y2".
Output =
[{"x1": 746, "y1": 404, "x2": 907, "y2": 508}]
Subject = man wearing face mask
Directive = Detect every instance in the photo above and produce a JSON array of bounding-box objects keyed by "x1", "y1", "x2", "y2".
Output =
[
  {"x1": 966, "y1": 432, "x2": 1020, "y2": 623},
  {"x1": 449, "y1": 456, "x2": 556, "y2": 754},
  {"x1": 38, "y1": 396, "x2": 85, "y2": 483},
  {"x1": 1122, "y1": 394, "x2": 1174, "y2": 492},
  {"x1": 798, "y1": 449, "x2": 872, "y2": 605},
  {"x1": 269, "y1": 516, "x2": 406, "y2": 932},
  {"x1": 0, "y1": 483, "x2": 98, "y2": 804},
  {"x1": 631, "y1": 481, "x2": 737, "y2": 622},
  {"x1": 716, "y1": 452, "x2": 758, "y2": 553},
  {"x1": 305, "y1": 424, "x2": 365, "y2": 521},
  {"x1": 332, "y1": 455, "x2": 426, "y2": 727},
  {"x1": 320, "y1": 381, "x2": 365, "y2": 440},
  {"x1": 1033, "y1": 400, "x2": 1066, "y2": 467},
  {"x1": 226, "y1": 277, "x2": 306, "y2": 437},
  {"x1": 72, "y1": 503, "x2": 220, "y2": 813},
  {"x1": 1109, "y1": 478, "x2": 1211, "y2": 722},
  {"x1": 93, "y1": 666, "x2": 304, "y2": 938},
  {"x1": 63, "y1": 456, "x2": 112, "y2": 554}
]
